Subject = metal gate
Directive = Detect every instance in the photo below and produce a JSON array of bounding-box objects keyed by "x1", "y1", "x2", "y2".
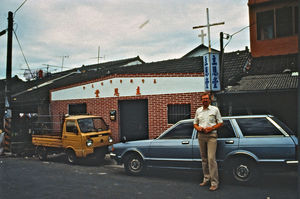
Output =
[{"x1": 119, "y1": 100, "x2": 149, "y2": 141}]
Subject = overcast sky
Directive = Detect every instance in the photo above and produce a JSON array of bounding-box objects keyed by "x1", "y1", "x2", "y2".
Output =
[{"x1": 0, "y1": 0, "x2": 249, "y2": 80}]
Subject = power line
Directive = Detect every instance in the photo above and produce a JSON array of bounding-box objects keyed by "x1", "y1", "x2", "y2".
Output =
[
  {"x1": 13, "y1": 29, "x2": 34, "y2": 77},
  {"x1": 231, "y1": 25, "x2": 250, "y2": 37},
  {"x1": 14, "y1": 0, "x2": 28, "y2": 16}
]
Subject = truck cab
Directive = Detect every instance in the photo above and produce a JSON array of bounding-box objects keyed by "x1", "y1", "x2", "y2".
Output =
[{"x1": 63, "y1": 115, "x2": 112, "y2": 162}]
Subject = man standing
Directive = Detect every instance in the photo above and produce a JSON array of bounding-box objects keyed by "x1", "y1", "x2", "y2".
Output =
[{"x1": 193, "y1": 93, "x2": 223, "y2": 191}]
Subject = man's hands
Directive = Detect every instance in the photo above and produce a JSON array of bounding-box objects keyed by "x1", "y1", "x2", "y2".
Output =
[
  {"x1": 203, "y1": 126, "x2": 214, "y2": 133},
  {"x1": 194, "y1": 123, "x2": 223, "y2": 134},
  {"x1": 194, "y1": 124, "x2": 214, "y2": 134}
]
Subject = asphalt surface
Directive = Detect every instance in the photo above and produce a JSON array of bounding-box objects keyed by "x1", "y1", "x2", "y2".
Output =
[{"x1": 0, "y1": 155, "x2": 298, "y2": 199}]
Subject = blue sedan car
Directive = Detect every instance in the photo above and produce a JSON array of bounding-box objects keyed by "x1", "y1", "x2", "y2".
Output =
[{"x1": 109, "y1": 115, "x2": 298, "y2": 183}]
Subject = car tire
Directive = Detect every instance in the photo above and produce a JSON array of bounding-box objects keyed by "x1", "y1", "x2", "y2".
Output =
[
  {"x1": 66, "y1": 149, "x2": 77, "y2": 164},
  {"x1": 36, "y1": 146, "x2": 47, "y2": 161},
  {"x1": 124, "y1": 153, "x2": 145, "y2": 176},
  {"x1": 226, "y1": 157, "x2": 259, "y2": 184}
]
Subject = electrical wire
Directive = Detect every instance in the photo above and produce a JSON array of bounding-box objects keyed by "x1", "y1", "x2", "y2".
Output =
[
  {"x1": 14, "y1": 0, "x2": 28, "y2": 16},
  {"x1": 13, "y1": 29, "x2": 34, "y2": 77}
]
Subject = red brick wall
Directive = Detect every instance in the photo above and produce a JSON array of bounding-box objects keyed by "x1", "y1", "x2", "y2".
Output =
[{"x1": 50, "y1": 92, "x2": 203, "y2": 142}]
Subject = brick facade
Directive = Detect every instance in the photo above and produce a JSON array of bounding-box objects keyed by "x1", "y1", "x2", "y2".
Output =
[
  {"x1": 248, "y1": 0, "x2": 298, "y2": 57},
  {"x1": 50, "y1": 73, "x2": 204, "y2": 142}
]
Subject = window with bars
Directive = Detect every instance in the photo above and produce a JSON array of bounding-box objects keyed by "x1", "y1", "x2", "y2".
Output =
[
  {"x1": 167, "y1": 104, "x2": 191, "y2": 124},
  {"x1": 68, "y1": 103, "x2": 87, "y2": 115}
]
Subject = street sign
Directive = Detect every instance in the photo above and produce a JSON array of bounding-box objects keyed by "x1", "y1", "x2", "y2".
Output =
[{"x1": 203, "y1": 53, "x2": 221, "y2": 91}]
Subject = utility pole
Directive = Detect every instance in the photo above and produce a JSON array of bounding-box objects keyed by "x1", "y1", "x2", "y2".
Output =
[
  {"x1": 6, "y1": 11, "x2": 13, "y2": 79},
  {"x1": 297, "y1": 2, "x2": 300, "y2": 198},
  {"x1": 219, "y1": 32, "x2": 224, "y2": 91},
  {"x1": 4, "y1": 11, "x2": 13, "y2": 153}
]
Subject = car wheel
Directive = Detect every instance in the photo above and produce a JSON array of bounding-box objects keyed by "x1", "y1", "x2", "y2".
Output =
[
  {"x1": 124, "y1": 153, "x2": 145, "y2": 176},
  {"x1": 36, "y1": 146, "x2": 47, "y2": 161},
  {"x1": 227, "y1": 157, "x2": 259, "y2": 184},
  {"x1": 66, "y1": 149, "x2": 77, "y2": 164}
]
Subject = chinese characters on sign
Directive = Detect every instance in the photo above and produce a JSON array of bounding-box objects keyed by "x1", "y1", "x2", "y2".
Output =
[{"x1": 203, "y1": 53, "x2": 220, "y2": 91}]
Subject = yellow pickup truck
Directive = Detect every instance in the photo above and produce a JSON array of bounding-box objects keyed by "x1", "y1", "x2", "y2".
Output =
[{"x1": 32, "y1": 115, "x2": 113, "y2": 164}]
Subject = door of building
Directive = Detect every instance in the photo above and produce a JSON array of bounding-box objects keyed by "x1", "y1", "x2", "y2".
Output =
[{"x1": 119, "y1": 100, "x2": 149, "y2": 141}]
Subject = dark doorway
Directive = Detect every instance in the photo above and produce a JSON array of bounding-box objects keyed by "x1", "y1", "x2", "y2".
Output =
[{"x1": 119, "y1": 100, "x2": 149, "y2": 141}]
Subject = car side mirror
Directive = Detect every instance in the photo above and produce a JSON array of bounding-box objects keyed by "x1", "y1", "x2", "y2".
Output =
[{"x1": 121, "y1": 136, "x2": 127, "y2": 143}]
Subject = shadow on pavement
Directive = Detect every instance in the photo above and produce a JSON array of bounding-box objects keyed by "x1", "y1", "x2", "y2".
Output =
[{"x1": 140, "y1": 167, "x2": 297, "y2": 189}]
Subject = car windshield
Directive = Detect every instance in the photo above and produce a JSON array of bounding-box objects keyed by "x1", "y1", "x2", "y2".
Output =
[{"x1": 78, "y1": 118, "x2": 108, "y2": 133}]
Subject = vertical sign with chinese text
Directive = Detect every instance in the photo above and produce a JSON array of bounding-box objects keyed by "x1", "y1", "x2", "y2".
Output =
[
  {"x1": 203, "y1": 54, "x2": 210, "y2": 90},
  {"x1": 203, "y1": 53, "x2": 220, "y2": 91}
]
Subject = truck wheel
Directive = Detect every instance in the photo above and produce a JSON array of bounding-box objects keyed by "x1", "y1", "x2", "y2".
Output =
[
  {"x1": 66, "y1": 149, "x2": 77, "y2": 164},
  {"x1": 36, "y1": 146, "x2": 47, "y2": 161},
  {"x1": 124, "y1": 153, "x2": 144, "y2": 176},
  {"x1": 226, "y1": 157, "x2": 259, "y2": 184}
]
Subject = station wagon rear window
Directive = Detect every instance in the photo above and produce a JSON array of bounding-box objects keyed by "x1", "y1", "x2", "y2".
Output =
[{"x1": 236, "y1": 117, "x2": 283, "y2": 137}]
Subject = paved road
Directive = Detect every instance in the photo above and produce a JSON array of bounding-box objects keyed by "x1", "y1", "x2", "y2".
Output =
[{"x1": 0, "y1": 156, "x2": 298, "y2": 199}]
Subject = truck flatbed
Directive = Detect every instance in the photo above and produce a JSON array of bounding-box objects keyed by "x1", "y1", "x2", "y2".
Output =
[{"x1": 32, "y1": 134, "x2": 63, "y2": 148}]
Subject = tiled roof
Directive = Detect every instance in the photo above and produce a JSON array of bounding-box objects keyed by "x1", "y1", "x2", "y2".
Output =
[
  {"x1": 2, "y1": 56, "x2": 145, "y2": 99},
  {"x1": 113, "y1": 56, "x2": 203, "y2": 74},
  {"x1": 225, "y1": 73, "x2": 298, "y2": 92},
  {"x1": 222, "y1": 53, "x2": 299, "y2": 93},
  {"x1": 4, "y1": 50, "x2": 250, "y2": 99},
  {"x1": 222, "y1": 50, "x2": 250, "y2": 86},
  {"x1": 248, "y1": 53, "x2": 297, "y2": 75},
  {"x1": 80, "y1": 56, "x2": 145, "y2": 72}
]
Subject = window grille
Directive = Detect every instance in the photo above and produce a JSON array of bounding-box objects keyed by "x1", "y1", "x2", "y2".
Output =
[
  {"x1": 68, "y1": 103, "x2": 87, "y2": 115},
  {"x1": 167, "y1": 104, "x2": 190, "y2": 124}
]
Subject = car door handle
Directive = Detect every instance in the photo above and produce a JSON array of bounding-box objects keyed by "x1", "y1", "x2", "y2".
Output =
[
  {"x1": 182, "y1": 141, "x2": 190, "y2": 144},
  {"x1": 225, "y1": 140, "x2": 234, "y2": 144}
]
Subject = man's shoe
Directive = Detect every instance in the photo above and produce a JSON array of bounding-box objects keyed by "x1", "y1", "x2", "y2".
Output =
[
  {"x1": 199, "y1": 181, "x2": 209, "y2": 186},
  {"x1": 209, "y1": 185, "x2": 218, "y2": 191}
]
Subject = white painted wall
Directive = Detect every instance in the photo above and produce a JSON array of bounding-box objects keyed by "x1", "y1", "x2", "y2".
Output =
[{"x1": 51, "y1": 76, "x2": 205, "y2": 101}]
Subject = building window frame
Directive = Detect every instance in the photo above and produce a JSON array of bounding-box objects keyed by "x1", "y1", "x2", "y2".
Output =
[
  {"x1": 256, "y1": 5, "x2": 298, "y2": 40},
  {"x1": 68, "y1": 103, "x2": 87, "y2": 115},
  {"x1": 167, "y1": 104, "x2": 191, "y2": 124}
]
